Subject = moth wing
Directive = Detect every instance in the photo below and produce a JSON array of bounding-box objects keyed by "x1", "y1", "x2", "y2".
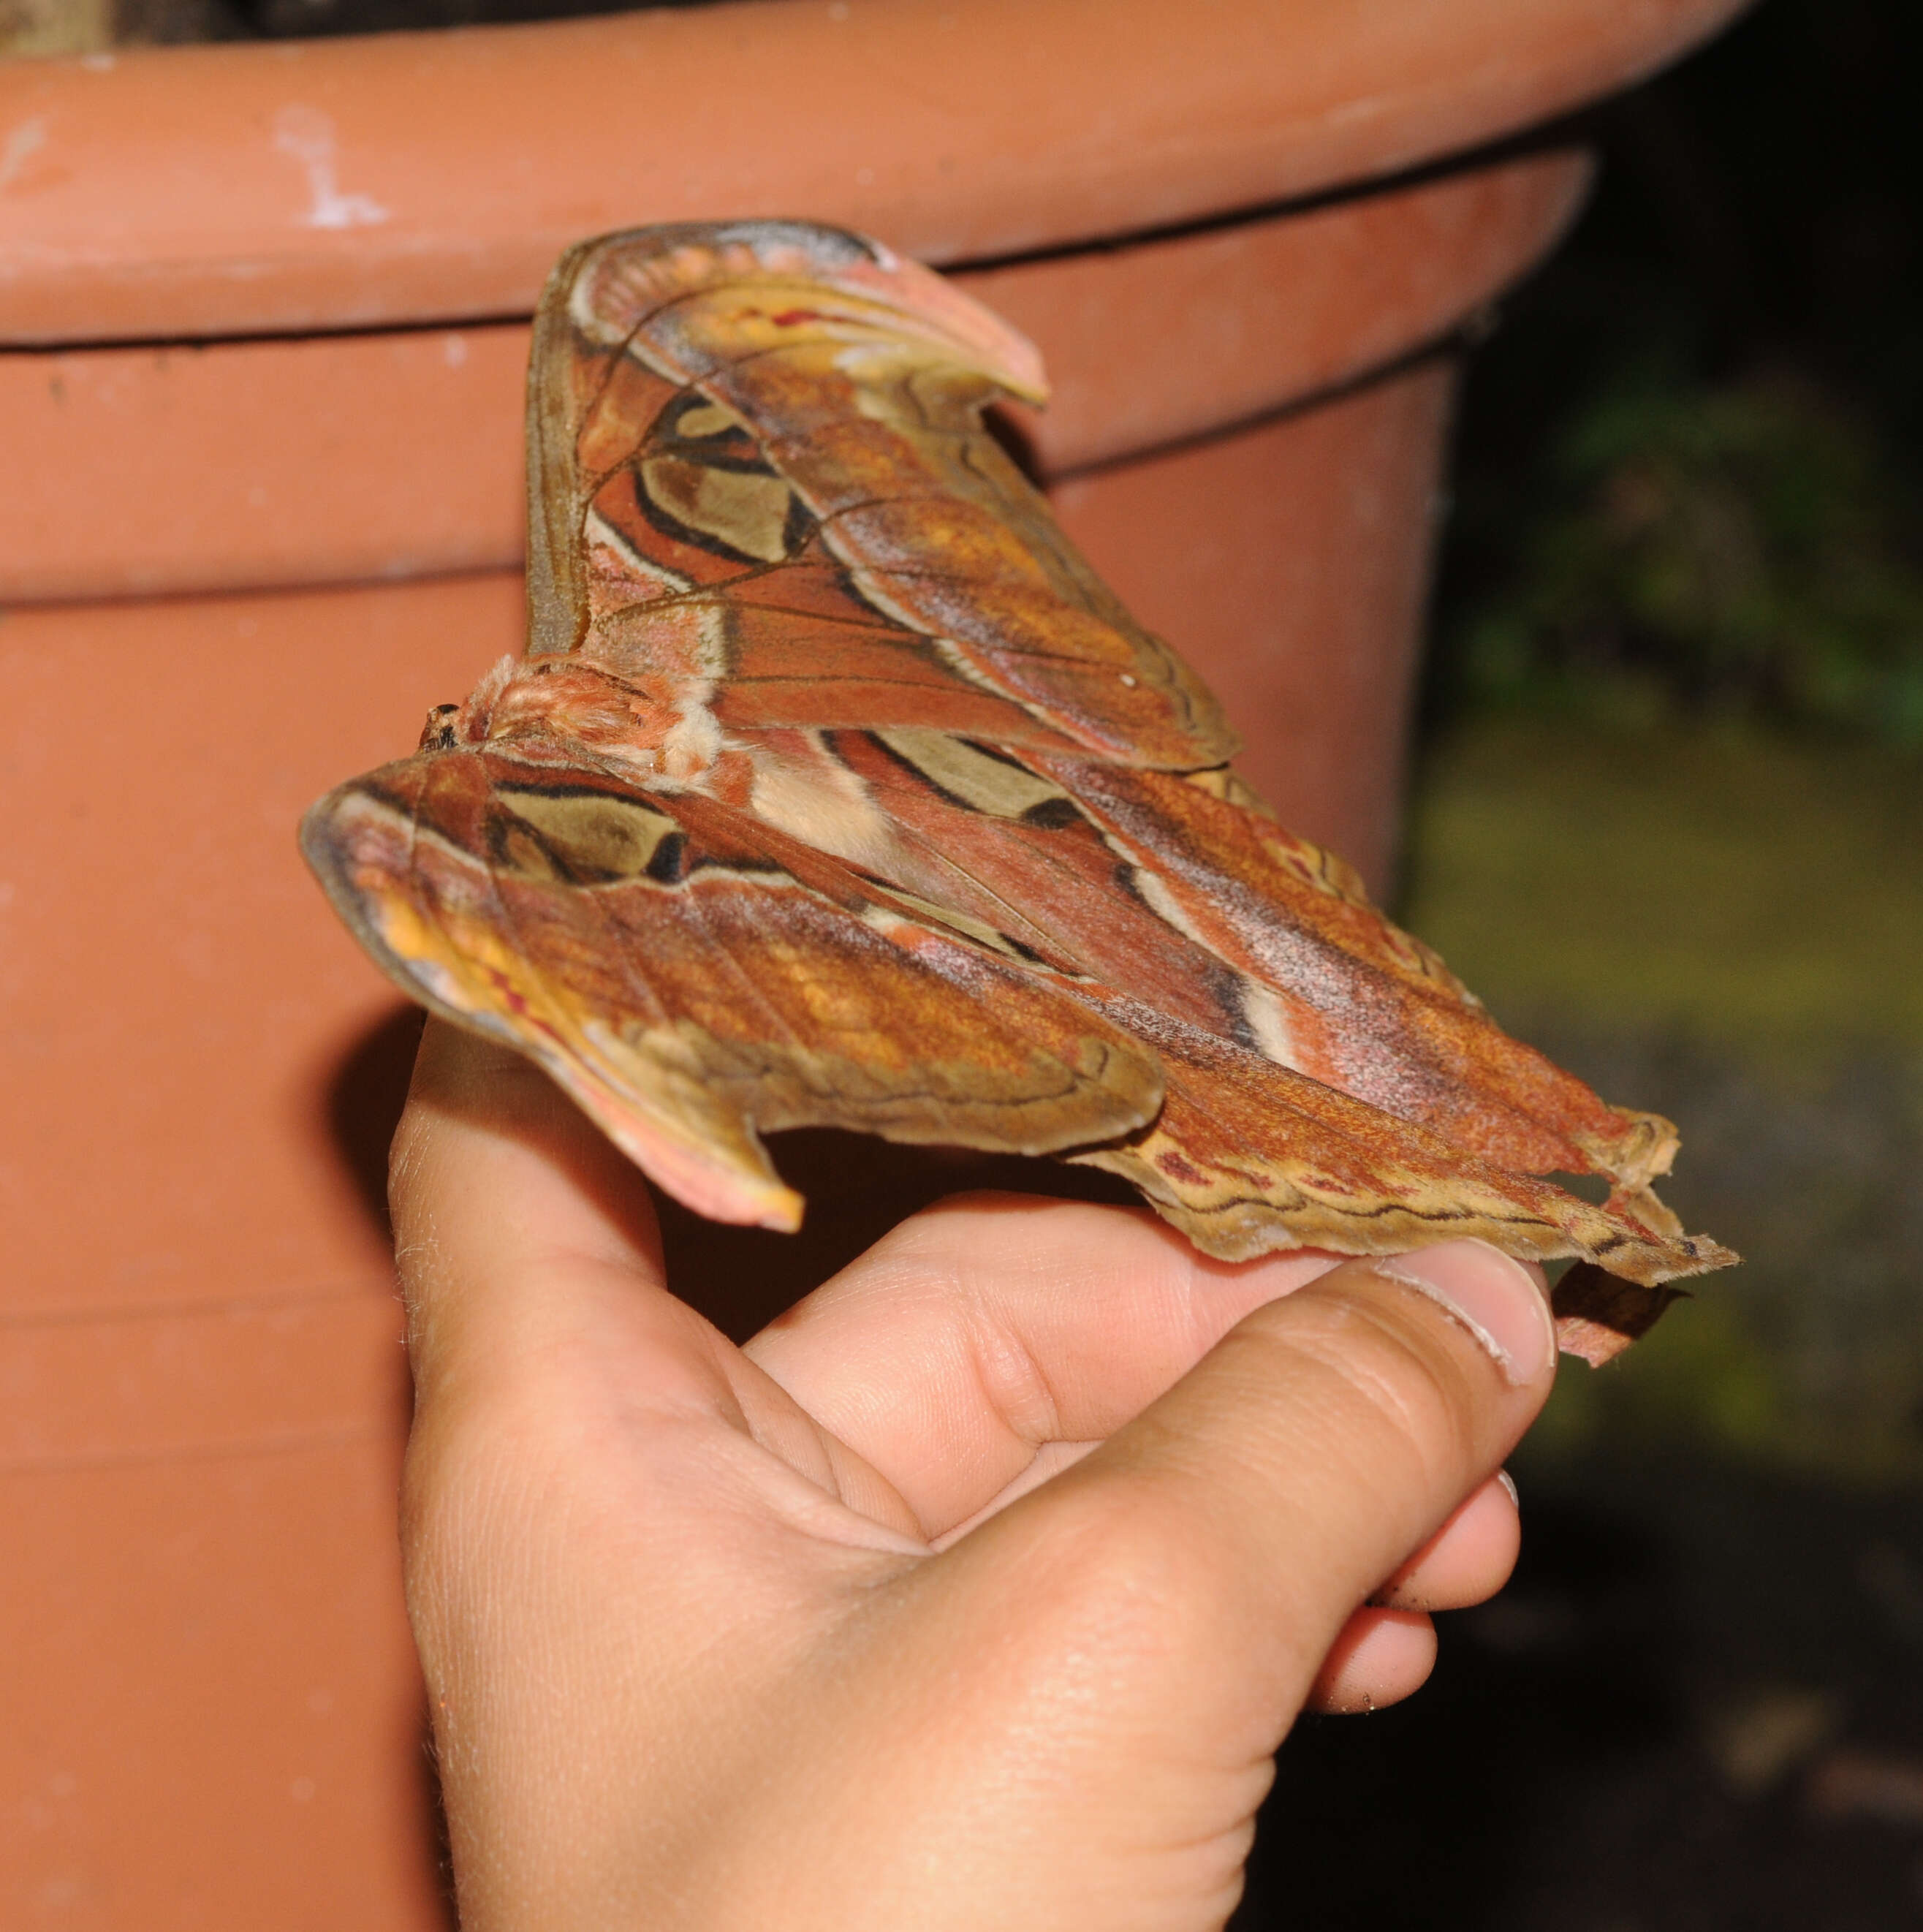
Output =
[
  {"x1": 1063, "y1": 1009, "x2": 1735, "y2": 1346},
  {"x1": 300, "y1": 745, "x2": 1163, "y2": 1230},
  {"x1": 1033, "y1": 759, "x2": 1691, "y2": 1195},
  {"x1": 815, "y1": 727, "x2": 1733, "y2": 1324},
  {"x1": 526, "y1": 221, "x2": 1235, "y2": 766}
]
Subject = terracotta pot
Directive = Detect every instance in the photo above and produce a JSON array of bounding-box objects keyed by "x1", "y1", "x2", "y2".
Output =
[{"x1": 0, "y1": 0, "x2": 1748, "y2": 1923}]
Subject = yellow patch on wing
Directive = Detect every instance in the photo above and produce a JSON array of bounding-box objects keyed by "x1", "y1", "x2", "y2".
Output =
[
  {"x1": 640, "y1": 455, "x2": 797, "y2": 563},
  {"x1": 874, "y1": 728, "x2": 1075, "y2": 819},
  {"x1": 493, "y1": 786, "x2": 683, "y2": 882}
]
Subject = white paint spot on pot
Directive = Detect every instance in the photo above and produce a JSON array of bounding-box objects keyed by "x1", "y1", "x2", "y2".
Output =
[
  {"x1": 0, "y1": 119, "x2": 48, "y2": 194},
  {"x1": 273, "y1": 105, "x2": 390, "y2": 231}
]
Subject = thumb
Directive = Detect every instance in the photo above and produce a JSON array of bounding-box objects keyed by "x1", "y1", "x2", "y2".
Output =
[{"x1": 956, "y1": 1239, "x2": 1557, "y2": 1761}]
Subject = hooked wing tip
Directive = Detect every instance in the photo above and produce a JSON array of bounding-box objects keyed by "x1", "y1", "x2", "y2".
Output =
[
  {"x1": 1552, "y1": 1262, "x2": 1699, "y2": 1365},
  {"x1": 565, "y1": 1072, "x2": 808, "y2": 1233}
]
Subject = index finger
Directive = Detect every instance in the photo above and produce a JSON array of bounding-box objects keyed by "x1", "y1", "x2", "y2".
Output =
[
  {"x1": 745, "y1": 1200, "x2": 1340, "y2": 1539},
  {"x1": 390, "y1": 1018, "x2": 672, "y2": 1397},
  {"x1": 388, "y1": 1018, "x2": 928, "y2": 1547}
]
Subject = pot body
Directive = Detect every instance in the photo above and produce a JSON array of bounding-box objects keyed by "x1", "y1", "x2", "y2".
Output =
[{"x1": 0, "y1": 0, "x2": 1749, "y2": 1922}]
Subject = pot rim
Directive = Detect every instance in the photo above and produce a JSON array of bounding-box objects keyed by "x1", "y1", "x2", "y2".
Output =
[{"x1": 0, "y1": 0, "x2": 1751, "y2": 346}]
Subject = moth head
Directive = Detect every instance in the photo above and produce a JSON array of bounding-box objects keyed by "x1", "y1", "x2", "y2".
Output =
[{"x1": 417, "y1": 703, "x2": 462, "y2": 754}]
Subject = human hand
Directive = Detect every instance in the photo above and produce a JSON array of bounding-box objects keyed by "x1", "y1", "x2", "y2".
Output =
[{"x1": 393, "y1": 1019, "x2": 1556, "y2": 1932}]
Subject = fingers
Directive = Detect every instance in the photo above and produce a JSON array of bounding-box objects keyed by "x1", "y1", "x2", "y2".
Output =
[
  {"x1": 390, "y1": 1020, "x2": 930, "y2": 1550},
  {"x1": 390, "y1": 1017, "x2": 671, "y2": 1399},
  {"x1": 1375, "y1": 1471, "x2": 1521, "y2": 1612},
  {"x1": 1310, "y1": 1608, "x2": 1438, "y2": 1714},
  {"x1": 389, "y1": 1021, "x2": 821, "y2": 1526},
  {"x1": 397, "y1": 1018, "x2": 1545, "y2": 1735},
  {"x1": 1299, "y1": 1470, "x2": 1522, "y2": 1713},
  {"x1": 949, "y1": 1240, "x2": 1557, "y2": 1755},
  {"x1": 744, "y1": 1196, "x2": 1341, "y2": 1539}
]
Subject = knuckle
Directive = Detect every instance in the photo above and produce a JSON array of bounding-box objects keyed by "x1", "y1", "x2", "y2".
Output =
[
  {"x1": 1241, "y1": 1287, "x2": 1485, "y2": 1488},
  {"x1": 957, "y1": 1298, "x2": 1066, "y2": 1447}
]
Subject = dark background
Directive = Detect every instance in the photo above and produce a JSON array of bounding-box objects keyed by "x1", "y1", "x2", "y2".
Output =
[{"x1": 1427, "y1": 0, "x2": 1923, "y2": 747}]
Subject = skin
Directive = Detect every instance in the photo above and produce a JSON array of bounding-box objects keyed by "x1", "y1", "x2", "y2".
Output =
[{"x1": 395, "y1": 1019, "x2": 1558, "y2": 1932}]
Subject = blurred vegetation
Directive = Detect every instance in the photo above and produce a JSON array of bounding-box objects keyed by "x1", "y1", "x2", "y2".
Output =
[
  {"x1": 1400, "y1": 724, "x2": 1923, "y2": 1484},
  {"x1": 1415, "y1": 0, "x2": 1923, "y2": 1491},
  {"x1": 1439, "y1": 369, "x2": 1923, "y2": 746},
  {"x1": 1429, "y1": 0, "x2": 1923, "y2": 753}
]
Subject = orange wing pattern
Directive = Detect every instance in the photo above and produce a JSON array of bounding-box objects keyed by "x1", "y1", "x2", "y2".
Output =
[{"x1": 303, "y1": 221, "x2": 1734, "y2": 1361}]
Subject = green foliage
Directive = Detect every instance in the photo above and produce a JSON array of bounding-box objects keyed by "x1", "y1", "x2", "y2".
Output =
[
  {"x1": 1445, "y1": 371, "x2": 1923, "y2": 747},
  {"x1": 1400, "y1": 720, "x2": 1923, "y2": 1484}
]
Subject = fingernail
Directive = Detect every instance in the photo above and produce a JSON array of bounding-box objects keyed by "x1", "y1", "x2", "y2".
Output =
[
  {"x1": 1497, "y1": 1468, "x2": 1520, "y2": 1508},
  {"x1": 1368, "y1": 1240, "x2": 1555, "y2": 1387}
]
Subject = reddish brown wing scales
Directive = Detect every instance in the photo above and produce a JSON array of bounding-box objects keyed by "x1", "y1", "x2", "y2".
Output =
[
  {"x1": 1033, "y1": 758, "x2": 1672, "y2": 1182},
  {"x1": 303, "y1": 220, "x2": 1734, "y2": 1361},
  {"x1": 305, "y1": 746, "x2": 1164, "y2": 1229}
]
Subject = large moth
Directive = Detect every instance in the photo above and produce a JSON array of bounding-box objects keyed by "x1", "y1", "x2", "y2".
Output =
[{"x1": 303, "y1": 219, "x2": 1734, "y2": 1363}]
